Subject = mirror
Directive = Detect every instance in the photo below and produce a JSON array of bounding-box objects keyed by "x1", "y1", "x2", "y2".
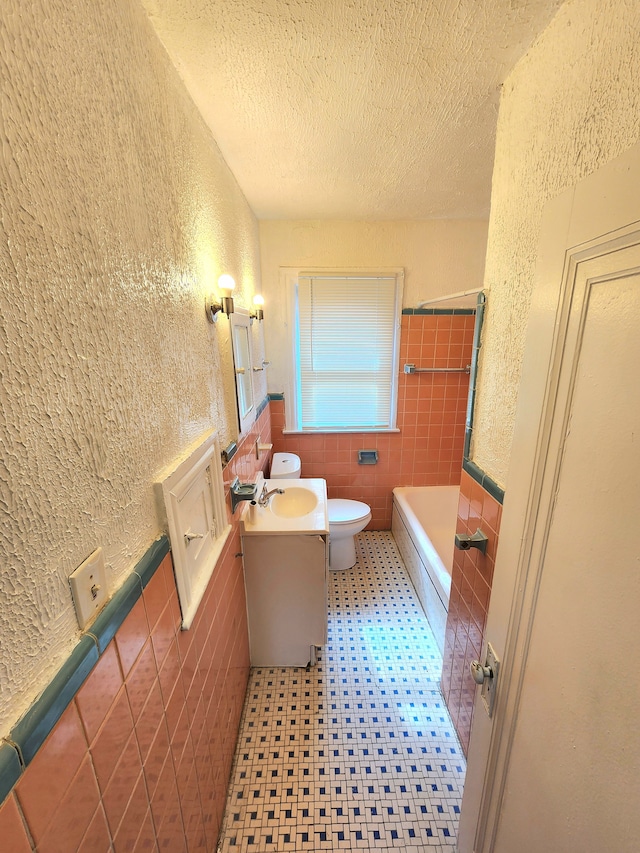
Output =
[{"x1": 230, "y1": 308, "x2": 255, "y2": 435}]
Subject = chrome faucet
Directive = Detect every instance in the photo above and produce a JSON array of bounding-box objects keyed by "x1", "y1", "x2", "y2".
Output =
[{"x1": 258, "y1": 483, "x2": 285, "y2": 507}]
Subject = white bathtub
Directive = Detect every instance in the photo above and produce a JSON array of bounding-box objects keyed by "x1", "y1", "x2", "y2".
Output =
[{"x1": 391, "y1": 485, "x2": 459, "y2": 655}]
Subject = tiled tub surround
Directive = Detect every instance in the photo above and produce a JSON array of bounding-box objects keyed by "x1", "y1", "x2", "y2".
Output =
[
  {"x1": 271, "y1": 312, "x2": 475, "y2": 529},
  {"x1": 219, "y1": 531, "x2": 465, "y2": 852},
  {"x1": 440, "y1": 468, "x2": 503, "y2": 755},
  {"x1": 0, "y1": 404, "x2": 272, "y2": 852}
]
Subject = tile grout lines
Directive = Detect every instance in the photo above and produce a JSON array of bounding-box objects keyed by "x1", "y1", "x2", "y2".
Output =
[{"x1": 219, "y1": 531, "x2": 465, "y2": 852}]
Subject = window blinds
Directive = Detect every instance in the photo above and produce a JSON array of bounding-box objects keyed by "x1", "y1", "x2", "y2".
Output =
[{"x1": 296, "y1": 276, "x2": 398, "y2": 430}]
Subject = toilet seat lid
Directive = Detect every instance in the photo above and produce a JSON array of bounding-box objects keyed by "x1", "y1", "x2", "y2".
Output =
[{"x1": 327, "y1": 499, "x2": 371, "y2": 525}]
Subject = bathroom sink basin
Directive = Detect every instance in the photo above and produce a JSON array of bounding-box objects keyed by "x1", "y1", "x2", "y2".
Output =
[
  {"x1": 240, "y1": 478, "x2": 329, "y2": 535},
  {"x1": 270, "y1": 487, "x2": 318, "y2": 518}
]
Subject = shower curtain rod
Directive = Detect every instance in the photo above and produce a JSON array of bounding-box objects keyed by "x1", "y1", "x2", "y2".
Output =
[{"x1": 416, "y1": 288, "x2": 481, "y2": 307}]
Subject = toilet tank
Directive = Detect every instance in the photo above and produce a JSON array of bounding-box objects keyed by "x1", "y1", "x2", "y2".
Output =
[{"x1": 270, "y1": 452, "x2": 301, "y2": 479}]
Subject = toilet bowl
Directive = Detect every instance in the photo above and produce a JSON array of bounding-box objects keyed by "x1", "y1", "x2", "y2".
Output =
[
  {"x1": 326, "y1": 498, "x2": 372, "y2": 570},
  {"x1": 270, "y1": 453, "x2": 371, "y2": 570}
]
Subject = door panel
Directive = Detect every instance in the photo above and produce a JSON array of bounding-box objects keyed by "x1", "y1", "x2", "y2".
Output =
[
  {"x1": 460, "y1": 143, "x2": 640, "y2": 853},
  {"x1": 494, "y1": 253, "x2": 640, "y2": 852}
]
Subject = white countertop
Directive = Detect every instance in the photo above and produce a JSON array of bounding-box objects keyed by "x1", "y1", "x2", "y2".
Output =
[{"x1": 240, "y1": 478, "x2": 329, "y2": 535}]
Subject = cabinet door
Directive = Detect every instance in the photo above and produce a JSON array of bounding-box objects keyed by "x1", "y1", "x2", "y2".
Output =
[{"x1": 242, "y1": 534, "x2": 327, "y2": 667}]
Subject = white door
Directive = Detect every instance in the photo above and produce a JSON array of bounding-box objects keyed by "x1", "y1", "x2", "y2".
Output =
[{"x1": 459, "y1": 143, "x2": 640, "y2": 852}]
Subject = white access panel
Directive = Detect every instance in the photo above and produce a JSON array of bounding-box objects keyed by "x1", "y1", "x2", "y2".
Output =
[
  {"x1": 242, "y1": 534, "x2": 328, "y2": 666},
  {"x1": 158, "y1": 431, "x2": 230, "y2": 629}
]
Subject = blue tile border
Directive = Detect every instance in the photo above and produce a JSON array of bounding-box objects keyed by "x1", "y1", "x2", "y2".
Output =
[
  {"x1": 0, "y1": 742, "x2": 22, "y2": 803},
  {"x1": 10, "y1": 635, "x2": 99, "y2": 767},
  {"x1": 267, "y1": 392, "x2": 285, "y2": 401},
  {"x1": 5, "y1": 535, "x2": 170, "y2": 776},
  {"x1": 463, "y1": 458, "x2": 505, "y2": 505},
  {"x1": 256, "y1": 395, "x2": 269, "y2": 417}
]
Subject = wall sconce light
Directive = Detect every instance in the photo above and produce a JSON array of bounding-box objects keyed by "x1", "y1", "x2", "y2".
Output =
[
  {"x1": 205, "y1": 274, "x2": 236, "y2": 323},
  {"x1": 250, "y1": 293, "x2": 265, "y2": 322}
]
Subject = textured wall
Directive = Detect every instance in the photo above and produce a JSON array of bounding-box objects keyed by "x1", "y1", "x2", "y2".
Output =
[
  {"x1": 259, "y1": 219, "x2": 488, "y2": 394},
  {"x1": 472, "y1": 0, "x2": 640, "y2": 486},
  {"x1": 0, "y1": 0, "x2": 263, "y2": 738}
]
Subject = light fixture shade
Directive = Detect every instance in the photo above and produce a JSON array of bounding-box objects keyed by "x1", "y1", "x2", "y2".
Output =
[
  {"x1": 251, "y1": 293, "x2": 265, "y2": 321},
  {"x1": 218, "y1": 274, "x2": 236, "y2": 295},
  {"x1": 206, "y1": 273, "x2": 236, "y2": 322}
]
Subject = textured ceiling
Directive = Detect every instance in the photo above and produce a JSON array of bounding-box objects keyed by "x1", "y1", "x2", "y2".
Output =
[{"x1": 141, "y1": 0, "x2": 561, "y2": 219}]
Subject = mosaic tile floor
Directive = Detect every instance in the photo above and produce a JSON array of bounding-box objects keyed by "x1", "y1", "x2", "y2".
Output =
[{"x1": 219, "y1": 531, "x2": 465, "y2": 852}]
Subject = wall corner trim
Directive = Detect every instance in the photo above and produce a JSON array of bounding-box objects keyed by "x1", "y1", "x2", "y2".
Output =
[
  {"x1": 463, "y1": 458, "x2": 505, "y2": 504},
  {"x1": 0, "y1": 741, "x2": 23, "y2": 804}
]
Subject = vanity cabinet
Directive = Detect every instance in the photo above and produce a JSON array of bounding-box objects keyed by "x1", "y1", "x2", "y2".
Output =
[{"x1": 241, "y1": 533, "x2": 328, "y2": 667}]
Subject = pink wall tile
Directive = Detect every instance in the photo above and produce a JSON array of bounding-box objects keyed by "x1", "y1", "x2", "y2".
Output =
[
  {"x1": 114, "y1": 596, "x2": 149, "y2": 677},
  {"x1": 441, "y1": 469, "x2": 502, "y2": 755},
  {"x1": 141, "y1": 709, "x2": 171, "y2": 797},
  {"x1": 90, "y1": 686, "x2": 135, "y2": 791},
  {"x1": 77, "y1": 805, "x2": 111, "y2": 853},
  {"x1": 158, "y1": 637, "x2": 184, "y2": 716},
  {"x1": 143, "y1": 560, "x2": 171, "y2": 631},
  {"x1": 151, "y1": 601, "x2": 177, "y2": 672},
  {"x1": 150, "y1": 751, "x2": 182, "y2": 833},
  {"x1": 117, "y1": 787, "x2": 154, "y2": 851},
  {"x1": 36, "y1": 757, "x2": 101, "y2": 853},
  {"x1": 101, "y1": 731, "x2": 144, "y2": 836},
  {"x1": 179, "y1": 764, "x2": 208, "y2": 852},
  {"x1": 0, "y1": 795, "x2": 32, "y2": 853},
  {"x1": 16, "y1": 702, "x2": 88, "y2": 844},
  {"x1": 124, "y1": 640, "x2": 158, "y2": 725},
  {"x1": 76, "y1": 641, "x2": 123, "y2": 743}
]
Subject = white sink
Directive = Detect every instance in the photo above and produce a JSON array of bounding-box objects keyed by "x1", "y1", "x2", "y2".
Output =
[
  {"x1": 270, "y1": 487, "x2": 318, "y2": 518},
  {"x1": 240, "y1": 478, "x2": 329, "y2": 535}
]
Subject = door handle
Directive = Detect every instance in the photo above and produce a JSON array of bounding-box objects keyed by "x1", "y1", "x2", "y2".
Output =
[
  {"x1": 184, "y1": 530, "x2": 204, "y2": 545},
  {"x1": 470, "y1": 660, "x2": 493, "y2": 684},
  {"x1": 470, "y1": 643, "x2": 500, "y2": 717}
]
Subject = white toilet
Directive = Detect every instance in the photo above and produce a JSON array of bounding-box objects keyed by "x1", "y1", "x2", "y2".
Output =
[{"x1": 270, "y1": 452, "x2": 372, "y2": 570}]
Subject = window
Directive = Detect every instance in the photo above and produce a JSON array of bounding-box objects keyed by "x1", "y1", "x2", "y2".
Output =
[{"x1": 286, "y1": 271, "x2": 403, "y2": 432}]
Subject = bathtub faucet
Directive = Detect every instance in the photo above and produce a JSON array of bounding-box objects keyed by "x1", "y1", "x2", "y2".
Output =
[
  {"x1": 258, "y1": 483, "x2": 285, "y2": 507},
  {"x1": 454, "y1": 528, "x2": 489, "y2": 555}
]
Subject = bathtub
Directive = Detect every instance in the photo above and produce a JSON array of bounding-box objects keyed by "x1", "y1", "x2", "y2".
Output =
[{"x1": 391, "y1": 485, "x2": 459, "y2": 655}]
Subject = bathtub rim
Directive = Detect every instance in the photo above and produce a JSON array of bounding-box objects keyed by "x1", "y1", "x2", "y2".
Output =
[{"x1": 392, "y1": 485, "x2": 459, "y2": 607}]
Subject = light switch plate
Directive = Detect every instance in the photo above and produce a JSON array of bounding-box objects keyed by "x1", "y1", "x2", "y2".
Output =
[{"x1": 69, "y1": 547, "x2": 108, "y2": 630}]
